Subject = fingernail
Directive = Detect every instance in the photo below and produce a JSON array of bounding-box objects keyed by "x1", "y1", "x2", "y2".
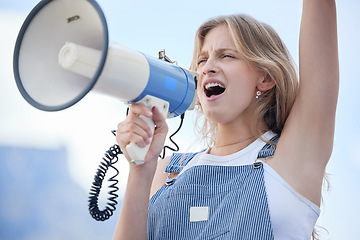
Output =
[
  {"x1": 147, "y1": 131, "x2": 153, "y2": 138},
  {"x1": 146, "y1": 110, "x2": 153, "y2": 117},
  {"x1": 145, "y1": 138, "x2": 151, "y2": 145}
]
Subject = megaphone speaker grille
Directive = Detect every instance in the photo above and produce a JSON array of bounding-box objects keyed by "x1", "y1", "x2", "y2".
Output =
[{"x1": 13, "y1": 0, "x2": 109, "y2": 111}]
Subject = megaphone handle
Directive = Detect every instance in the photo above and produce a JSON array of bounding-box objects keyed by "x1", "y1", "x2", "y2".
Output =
[
  {"x1": 126, "y1": 115, "x2": 154, "y2": 165},
  {"x1": 126, "y1": 95, "x2": 169, "y2": 164}
]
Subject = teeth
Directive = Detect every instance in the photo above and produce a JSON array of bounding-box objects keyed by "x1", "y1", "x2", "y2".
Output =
[{"x1": 205, "y1": 82, "x2": 225, "y2": 90}]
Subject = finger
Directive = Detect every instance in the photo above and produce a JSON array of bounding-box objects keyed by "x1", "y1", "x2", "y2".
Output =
[
  {"x1": 128, "y1": 104, "x2": 153, "y2": 118},
  {"x1": 118, "y1": 121, "x2": 150, "y2": 139},
  {"x1": 148, "y1": 107, "x2": 168, "y2": 151},
  {"x1": 117, "y1": 121, "x2": 152, "y2": 145},
  {"x1": 116, "y1": 129, "x2": 151, "y2": 148},
  {"x1": 127, "y1": 132, "x2": 150, "y2": 148},
  {"x1": 152, "y1": 106, "x2": 167, "y2": 130},
  {"x1": 122, "y1": 115, "x2": 153, "y2": 138}
]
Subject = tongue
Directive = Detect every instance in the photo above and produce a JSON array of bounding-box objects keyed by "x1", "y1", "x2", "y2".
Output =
[{"x1": 206, "y1": 86, "x2": 225, "y2": 97}]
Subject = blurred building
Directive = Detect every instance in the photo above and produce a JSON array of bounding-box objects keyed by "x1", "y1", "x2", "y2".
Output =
[{"x1": 0, "y1": 145, "x2": 119, "y2": 240}]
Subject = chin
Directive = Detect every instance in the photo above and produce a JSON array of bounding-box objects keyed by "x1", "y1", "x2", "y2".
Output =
[{"x1": 203, "y1": 110, "x2": 229, "y2": 124}]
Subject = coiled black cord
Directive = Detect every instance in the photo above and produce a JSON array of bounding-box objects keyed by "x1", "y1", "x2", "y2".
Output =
[
  {"x1": 88, "y1": 111, "x2": 185, "y2": 221},
  {"x1": 88, "y1": 142, "x2": 122, "y2": 221}
]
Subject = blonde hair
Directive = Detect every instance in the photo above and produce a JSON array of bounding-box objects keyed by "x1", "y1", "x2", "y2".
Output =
[{"x1": 190, "y1": 14, "x2": 299, "y2": 146}]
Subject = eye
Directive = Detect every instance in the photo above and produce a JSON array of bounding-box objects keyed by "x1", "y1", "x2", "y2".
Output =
[
  {"x1": 197, "y1": 58, "x2": 207, "y2": 66},
  {"x1": 222, "y1": 54, "x2": 235, "y2": 59}
]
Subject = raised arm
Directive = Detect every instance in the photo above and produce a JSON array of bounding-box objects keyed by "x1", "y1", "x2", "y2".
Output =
[
  {"x1": 297, "y1": 0, "x2": 339, "y2": 144},
  {"x1": 272, "y1": 0, "x2": 339, "y2": 206}
]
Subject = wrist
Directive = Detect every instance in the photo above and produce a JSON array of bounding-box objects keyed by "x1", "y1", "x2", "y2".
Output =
[{"x1": 128, "y1": 160, "x2": 157, "y2": 184}]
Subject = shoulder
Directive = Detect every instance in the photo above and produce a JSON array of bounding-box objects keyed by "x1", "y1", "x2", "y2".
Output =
[{"x1": 150, "y1": 156, "x2": 177, "y2": 198}]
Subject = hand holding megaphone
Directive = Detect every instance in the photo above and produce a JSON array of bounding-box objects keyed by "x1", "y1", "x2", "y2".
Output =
[
  {"x1": 116, "y1": 103, "x2": 169, "y2": 165},
  {"x1": 121, "y1": 96, "x2": 169, "y2": 165}
]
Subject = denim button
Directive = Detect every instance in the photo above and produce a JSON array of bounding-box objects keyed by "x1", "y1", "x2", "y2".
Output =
[{"x1": 165, "y1": 178, "x2": 175, "y2": 186}]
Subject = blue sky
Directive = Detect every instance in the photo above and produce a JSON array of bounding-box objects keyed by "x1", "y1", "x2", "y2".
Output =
[{"x1": 1, "y1": 0, "x2": 359, "y2": 239}]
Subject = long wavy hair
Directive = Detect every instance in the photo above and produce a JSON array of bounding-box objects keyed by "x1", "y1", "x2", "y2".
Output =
[{"x1": 190, "y1": 14, "x2": 299, "y2": 146}]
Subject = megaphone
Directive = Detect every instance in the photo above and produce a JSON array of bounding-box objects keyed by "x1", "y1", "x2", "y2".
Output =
[{"x1": 13, "y1": 0, "x2": 197, "y2": 164}]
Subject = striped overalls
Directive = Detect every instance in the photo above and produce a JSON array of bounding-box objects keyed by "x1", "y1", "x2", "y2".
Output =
[{"x1": 148, "y1": 136, "x2": 279, "y2": 239}]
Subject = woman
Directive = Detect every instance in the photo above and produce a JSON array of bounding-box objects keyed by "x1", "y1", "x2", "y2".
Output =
[{"x1": 114, "y1": 0, "x2": 338, "y2": 239}]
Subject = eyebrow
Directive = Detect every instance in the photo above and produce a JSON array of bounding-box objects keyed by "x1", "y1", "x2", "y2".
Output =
[{"x1": 198, "y1": 48, "x2": 239, "y2": 58}]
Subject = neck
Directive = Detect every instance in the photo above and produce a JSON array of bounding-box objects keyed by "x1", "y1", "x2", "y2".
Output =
[
  {"x1": 209, "y1": 118, "x2": 268, "y2": 156},
  {"x1": 210, "y1": 122, "x2": 254, "y2": 156}
]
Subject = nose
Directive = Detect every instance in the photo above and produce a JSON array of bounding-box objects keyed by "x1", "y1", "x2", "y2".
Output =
[{"x1": 201, "y1": 57, "x2": 218, "y2": 76}]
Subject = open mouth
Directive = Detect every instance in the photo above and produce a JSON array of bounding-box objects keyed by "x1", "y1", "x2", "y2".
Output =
[{"x1": 204, "y1": 82, "x2": 226, "y2": 98}]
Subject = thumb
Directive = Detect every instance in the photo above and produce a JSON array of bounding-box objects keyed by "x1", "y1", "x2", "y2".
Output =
[{"x1": 152, "y1": 106, "x2": 167, "y2": 132}]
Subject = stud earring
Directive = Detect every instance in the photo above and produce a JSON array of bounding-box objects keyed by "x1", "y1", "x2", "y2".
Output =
[{"x1": 256, "y1": 91, "x2": 262, "y2": 99}]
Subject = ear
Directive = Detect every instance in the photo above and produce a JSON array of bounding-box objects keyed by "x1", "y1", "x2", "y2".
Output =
[{"x1": 256, "y1": 73, "x2": 275, "y2": 91}]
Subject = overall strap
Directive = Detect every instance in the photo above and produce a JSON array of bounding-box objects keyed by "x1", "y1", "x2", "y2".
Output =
[
  {"x1": 257, "y1": 135, "x2": 280, "y2": 159},
  {"x1": 165, "y1": 134, "x2": 280, "y2": 173},
  {"x1": 164, "y1": 150, "x2": 205, "y2": 174}
]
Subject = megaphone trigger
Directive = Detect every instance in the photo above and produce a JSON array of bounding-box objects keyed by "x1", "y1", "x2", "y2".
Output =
[{"x1": 126, "y1": 95, "x2": 169, "y2": 165}]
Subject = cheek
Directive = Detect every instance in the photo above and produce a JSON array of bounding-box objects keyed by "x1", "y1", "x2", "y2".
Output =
[
  {"x1": 196, "y1": 88, "x2": 202, "y2": 101},
  {"x1": 195, "y1": 91, "x2": 204, "y2": 111},
  {"x1": 197, "y1": 74, "x2": 205, "y2": 91},
  {"x1": 226, "y1": 68, "x2": 260, "y2": 96},
  {"x1": 227, "y1": 78, "x2": 256, "y2": 99}
]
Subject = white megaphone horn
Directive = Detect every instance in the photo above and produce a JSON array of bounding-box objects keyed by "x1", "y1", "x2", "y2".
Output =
[{"x1": 13, "y1": 0, "x2": 198, "y2": 164}]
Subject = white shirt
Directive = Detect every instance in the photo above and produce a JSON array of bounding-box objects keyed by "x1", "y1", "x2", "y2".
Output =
[{"x1": 179, "y1": 131, "x2": 320, "y2": 240}]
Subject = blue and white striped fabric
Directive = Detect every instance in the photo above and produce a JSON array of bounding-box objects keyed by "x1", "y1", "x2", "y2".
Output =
[
  {"x1": 257, "y1": 135, "x2": 279, "y2": 159},
  {"x1": 164, "y1": 150, "x2": 206, "y2": 174},
  {"x1": 148, "y1": 138, "x2": 279, "y2": 239}
]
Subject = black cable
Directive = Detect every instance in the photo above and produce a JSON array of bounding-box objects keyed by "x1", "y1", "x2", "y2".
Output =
[
  {"x1": 88, "y1": 143, "x2": 122, "y2": 221},
  {"x1": 88, "y1": 110, "x2": 185, "y2": 221},
  {"x1": 160, "y1": 113, "x2": 185, "y2": 159}
]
